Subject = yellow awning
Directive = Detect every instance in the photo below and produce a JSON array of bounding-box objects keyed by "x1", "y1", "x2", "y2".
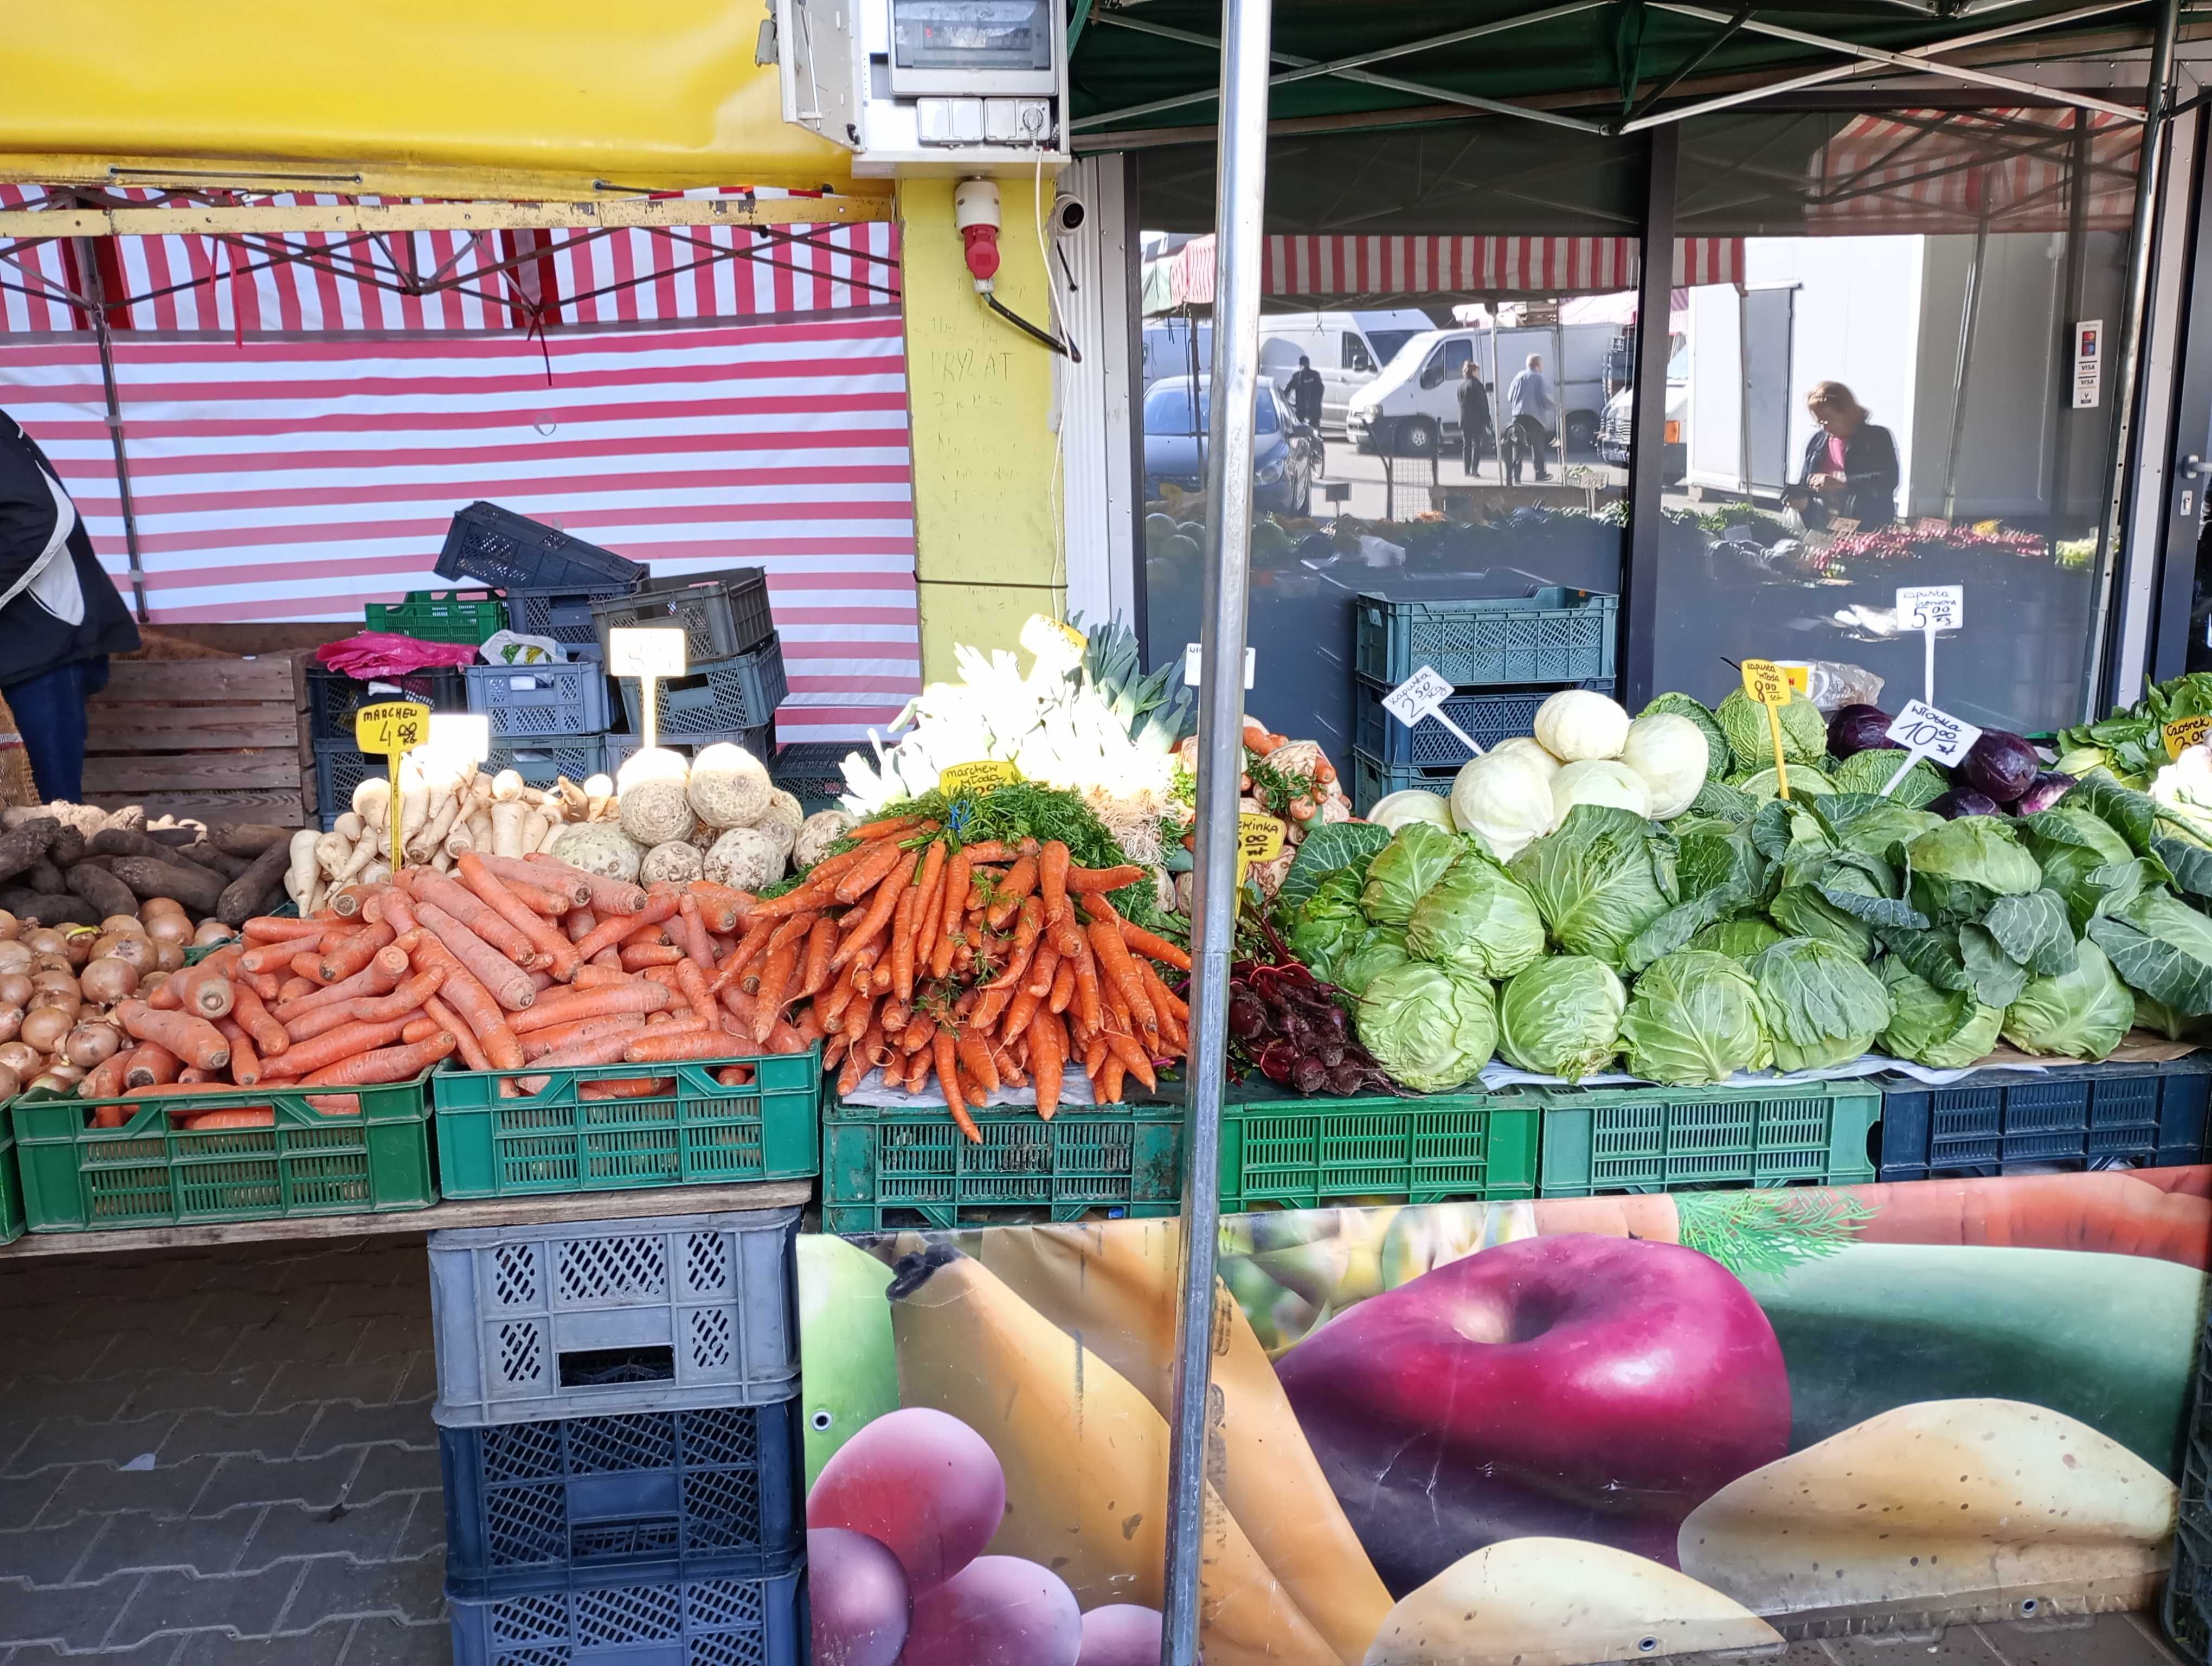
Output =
[{"x1": 0, "y1": 0, "x2": 869, "y2": 198}]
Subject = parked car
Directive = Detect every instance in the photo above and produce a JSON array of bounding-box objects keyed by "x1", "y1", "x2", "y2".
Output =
[
  {"x1": 1598, "y1": 338, "x2": 1688, "y2": 482},
  {"x1": 1141, "y1": 376, "x2": 1309, "y2": 515},
  {"x1": 1347, "y1": 322, "x2": 1613, "y2": 458}
]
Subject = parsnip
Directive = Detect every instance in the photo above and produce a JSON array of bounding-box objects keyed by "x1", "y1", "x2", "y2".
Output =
[
  {"x1": 492, "y1": 769, "x2": 525, "y2": 803},
  {"x1": 398, "y1": 783, "x2": 430, "y2": 853},
  {"x1": 414, "y1": 783, "x2": 466, "y2": 860},
  {"x1": 351, "y1": 778, "x2": 390, "y2": 828},
  {"x1": 518, "y1": 808, "x2": 549, "y2": 854},
  {"x1": 535, "y1": 818, "x2": 568, "y2": 854},
  {"x1": 285, "y1": 828, "x2": 321, "y2": 908},
  {"x1": 489, "y1": 798, "x2": 527, "y2": 858},
  {"x1": 313, "y1": 829, "x2": 350, "y2": 880}
]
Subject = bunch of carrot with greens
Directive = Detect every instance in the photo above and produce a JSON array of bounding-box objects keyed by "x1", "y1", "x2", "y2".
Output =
[{"x1": 751, "y1": 810, "x2": 1192, "y2": 1139}]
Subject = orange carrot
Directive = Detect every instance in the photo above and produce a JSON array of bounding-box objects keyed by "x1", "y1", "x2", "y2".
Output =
[
  {"x1": 121, "y1": 1042, "x2": 178, "y2": 1090},
  {"x1": 271, "y1": 957, "x2": 404, "y2": 1022},
  {"x1": 411, "y1": 872, "x2": 544, "y2": 969},
  {"x1": 406, "y1": 936, "x2": 524, "y2": 1069},
  {"x1": 230, "y1": 986, "x2": 290, "y2": 1056},
  {"x1": 1048, "y1": 959, "x2": 1075, "y2": 1015},
  {"x1": 520, "y1": 854, "x2": 646, "y2": 917},
  {"x1": 286, "y1": 967, "x2": 446, "y2": 1040},
  {"x1": 751, "y1": 931, "x2": 805, "y2": 1044},
  {"x1": 1039, "y1": 840, "x2": 1070, "y2": 922},
  {"x1": 1098, "y1": 1055, "x2": 1127, "y2": 1105},
  {"x1": 1118, "y1": 920, "x2": 1192, "y2": 972},
  {"x1": 1835, "y1": 1172, "x2": 2212, "y2": 1268},
  {"x1": 261, "y1": 1016, "x2": 415, "y2": 1078},
  {"x1": 571, "y1": 964, "x2": 632, "y2": 991},
  {"x1": 276, "y1": 976, "x2": 317, "y2": 1003},
  {"x1": 117, "y1": 1002, "x2": 229, "y2": 1071},
  {"x1": 1066, "y1": 863, "x2": 1144, "y2": 894},
  {"x1": 1086, "y1": 913, "x2": 1157, "y2": 1037},
  {"x1": 520, "y1": 1014, "x2": 648, "y2": 1060},
  {"x1": 401, "y1": 1016, "x2": 442, "y2": 1045},
  {"x1": 297, "y1": 920, "x2": 396, "y2": 985},
  {"x1": 510, "y1": 982, "x2": 673, "y2": 1034},
  {"x1": 931, "y1": 848, "x2": 973, "y2": 980},
  {"x1": 985, "y1": 855, "x2": 1039, "y2": 928},
  {"x1": 242, "y1": 916, "x2": 325, "y2": 945},
  {"x1": 473, "y1": 852, "x2": 590, "y2": 907},
  {"x1": 79, "y1": 1054, "x2": 130, "y2": 1100},
  {"x1": 674, "y1": 894, "x2": 717, "y2": 973},
  {"x1": 1030, "y1": 1009, "x2": 1065, "y2": 1120},
  {"x1": 934, "y1": 1030, "x2": 981, "y2": 1143},
  {"x1": 955, "y1": 1030, "x2": 1000, "y2": 1094},
  {"x1": 303, "y1": 1032, "x2": 455, "y2": 1086},
  {"x1": 217, "y1": 1017, "x2": 262, "y2": 1086},
  {"x1": 833, "y1": 837, "x2": 906, "y2": 904},
  {"x1": 676, "y1": 959, "x2": 718, "y2": 1027},
  {"x1": 620, "y1": 943, "x2": 687, "y2": 969},
  {"x1": 1101, "y1": 1030, "x2": 1157, "y2": 1092},
  {"x1": 623, "y1": 1030, "x2": 747, "y2": 1063},
  {"x1": 832, "y1": 855, "x2": 910, "y2": 970},
  {"x1": 573, "y1": 894, "x2": 679, "y2": 965},
  {"x1": 414, "y1": 901, "x2": 537, "y2": 1013},
  {"x1": 851, "y1": 814, "x2": 928, "y2": 841},
  {"x1": 460, "y1": 853, "x2": 580, "y2": 975},
  {"x1": 796, "y1": 916, "x2": 838, "y2": 1001}
]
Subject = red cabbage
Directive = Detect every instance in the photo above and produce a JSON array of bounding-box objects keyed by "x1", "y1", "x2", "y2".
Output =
[
  {"x1": 1962, "y1": 729, "x2": 2040, "y2": 804},
  {"x1": 1828, "y1": 704, "x2": 1899, "y2": 759},
  {"x1": 2015, "y1": 771, "x2": 2075, "y2": 814},
  {"x1": 1930, "y1": 788, "x2": 2002, "y2": 819}
]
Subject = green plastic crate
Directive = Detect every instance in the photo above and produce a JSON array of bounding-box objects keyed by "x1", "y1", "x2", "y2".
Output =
[
  {"x1": 825, "y1": 1098, "x2": 1184, "y2": 1235},
  {"x1": 0, "y1": 1119, "x2": 23, "y2": 1245},
  {"x1": 363, "y1": 589, "x2": 506, "y2": 645},
  {"x1": 431, "y1": 1049, "x2": 821, "y2": 1200},
  {"x1": 1219, "y1": 1083, "x2": 1541, "y2": 1210},
  {"x1": 11, "y1": 1071, "x2": 436, "y2": 1232},
  {"x1": 1536, "y1": 1080, "x2": 1881, "y2": 1196}
]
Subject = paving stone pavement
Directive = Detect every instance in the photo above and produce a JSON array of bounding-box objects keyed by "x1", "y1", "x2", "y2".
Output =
[
  {"x1": 0, "y1": 1236, "x2": 448, "y2": 1665},
  {"x1": 0, "y1": 1236, "x2": 2191, "y2": 1666}
]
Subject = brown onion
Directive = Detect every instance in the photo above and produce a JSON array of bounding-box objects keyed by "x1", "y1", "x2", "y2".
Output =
[
  {"x1": 22, "y1": 927, "x2": 69, "y2": 959},
  {"x1": 193, "y1": 920, "x2": 236, "y2": 947},
  {"x1": 0, "y1": 973, "x2": 31, "y2": 1010},
  {"x1": 0, "y1": 909, "x2": 19, "y2": 943},
  {"x1": 0, "y1": 1061, "x2": 20, "y2": 1102},
  {"x1": 62, "y1": 928, "x2": 97, "y2": 967},
  {"x1": 0, "y1": 1006, "x2": 22, "y2": 1044},
  {"x1": 0, "y1": 941, "x2": 34, "y2": 976},
  {"x1": 32, "y1": 1065, "x2": 83, "y2": 1090},
  {"x1": 96, "y1": 933, "x2": 156, "y2": 974},
  {"x1": 20, "y1": 1006, "x2": 74, "y2": 1054},
  {"x1": 79, "y1": 958, "x2": 138, "y2": 1005},
  {"x1": 154, "y1": 940, "x2": 185, "y2": 972},
  {"x1": 0, "y1": 1041, "x2": 43, "y2": 1077},
  {"x1": 142, "y1": 909, "x2": 192, "y2": 946},
  {"x1": 62, "y1": 1024, "x2": 120, "y2": 1068},
  {"x1": 101, "y1": 914, "x2": 147, "y2": 938}
]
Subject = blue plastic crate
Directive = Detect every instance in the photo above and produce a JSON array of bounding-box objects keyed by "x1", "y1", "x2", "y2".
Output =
[
  {"x1": 449, "y1": 1565, "x2": 804, "y2": 1666},
  {"x1": 1354, "y1": 587, "x2": 1618, "y2": 686},
  {"x1": 508, "y1": 586, "x2": 636, "y2": 648},
  {"x1": 606, "y1": 727, "x2": 774, "y2": 779},
  {"x1": 437, "y1": 502, "x2": 646, "y2": 594},
  {"x1": 618, "y1": 639, "x2": 787, "y2": 738},
  {"x1": 771, "y1": 742, "x2": 851, "y2": 817},
  {"x1": 467, "y1": 653, "x2": 614, "y2": 740},
  {"x1": 488, "y1": 738, "x2": 608, "y2": 791},
  {"x1": 1875, "y1": 1057, "x2": 2212, "y2": 1181},
  {"x1": 313, "y1": 740, "x2": 386, "y2": 830},
  {"x1": 1354, "y1": 678, "x2": 1614, "y2": 768},
  {"x1": 440, "y1": 1400, "x2": 803, "y2": 1600},
  {"x1": 1348, "y1": 748, "x2": 1456, "y2": 817}
]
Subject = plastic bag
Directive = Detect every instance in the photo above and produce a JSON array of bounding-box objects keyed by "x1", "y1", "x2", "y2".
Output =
[
  {"x1": 479, "y1": 630, "x2": 568, "y2": 666},
  {"x1": 1775, "y1": 659, "x2": 1885, "y2": 713},
  {"x1": 316, "y1": 632, "x2": 481, "y2": 679}
]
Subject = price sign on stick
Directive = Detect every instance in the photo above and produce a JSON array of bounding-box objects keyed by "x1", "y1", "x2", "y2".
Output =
[
  {"x1": 1183, "y1": 643, "x2": 1256, "y2": 689},
  {"x1": 1236, "y1": 812, "x2": 1285, "y2": 885},
  {"x1": 608, "y1": 628, "x2": 688, "y2": 752},
  {"x1": 1381, "y1": 665, "x2": 1486, "y2": 758},
  {"x1": 355, "y1": 700, "x2": 431, "y2": 874},
  {"x1": 1882, "y1": 699, "x2": 1982, "y2": 797},
  {"x1": 1895, "y1": 584, "x2": 1964, "y2": 706},
  {"x1": 2165, "y1": 715, "x2": 2212, "y2": 760},
  {"x1": 1740, "y1": 659, "x2": 1794, "y2": 800},
  {"x1": 939, "y1": 760, "x2": 1020, "y2": 797}
]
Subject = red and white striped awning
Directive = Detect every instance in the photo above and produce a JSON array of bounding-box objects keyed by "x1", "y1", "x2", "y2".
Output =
[
  {"x1": 1806, "y1": 111, "x2": 2139, "y2": 233},
  {"x1": 1160, "y1": 234, "x2": 1743, "y2": 309},
  {"x1": 0, "y1": 185, "x2": 900, "y2": 335}
]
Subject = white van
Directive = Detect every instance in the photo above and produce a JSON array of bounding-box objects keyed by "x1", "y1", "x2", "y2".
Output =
[
  {"x1": 1346, "y1": 322, "x2": 1619, "y2": 458},
  {"x1": 1255, "y1": 309, "x2": 1433, "y2": 429}
]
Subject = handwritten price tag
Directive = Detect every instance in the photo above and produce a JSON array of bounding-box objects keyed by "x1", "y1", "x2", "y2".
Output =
[
  {"x1": 355, "y1": 700, "x2": 430, "y2": 755},
  {"x1": 607, "y1": 627, "x2": 687, "y2": 680},
  {"x1": 1234, "y1": 812, "x2": 1285, "y2": 884},
  {"x1": 1740, "y1": 659, "x2": 1791, "y2": 706},
  {"x1": 938, "y1": 760, "x2": 1020, "y2": 797},
  {"x1": 1886, "y1": 698, "x2": 1982, "y2": 768},
  {"x1": 2165, "y1": 715, "x2": 2212, "y2": 759},
  {"x1": 1382, "y1": 667, "x2": 1453, "y2": 727},
  {"x1": 1896, "y1": 585, "x2": 1963, "y2": 633}
]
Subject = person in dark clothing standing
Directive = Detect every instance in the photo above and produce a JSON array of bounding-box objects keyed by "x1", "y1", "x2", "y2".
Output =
[
  {"x1": 1785, "y1": 380, "x2": 1900, "y2": 529},
  {"x1": 1456, "y1": 361, "x2": 1492, "y2": 477},
  {"x1": 1282, "y1": 355, "x2": 1326, "y2": 475},
  {"x1": 0, "y1": 409, "x2": 142, "y2": 801}
]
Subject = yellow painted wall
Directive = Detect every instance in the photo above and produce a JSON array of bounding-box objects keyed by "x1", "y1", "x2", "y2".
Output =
[{"x1": 899, "y1": 178, "x2": 1065, "y2": 681}]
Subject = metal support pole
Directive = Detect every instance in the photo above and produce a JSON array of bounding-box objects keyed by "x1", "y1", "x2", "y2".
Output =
[
  {"x1": 1940, "y1": 211, "x2": 1991, "y2": 521},
  {"x1": 74, "y1": 240, "x2": 150, "y2": 625},
  {"x1": 1160, "y1": 0, "x2": 1270, "y2": 1658},
  {"x1": 2086, "y1": 0, "x2": 2179, "y2": 716},
  {"x1": 1620, "y1": 127, "x2": 1679, "y2": 708}
]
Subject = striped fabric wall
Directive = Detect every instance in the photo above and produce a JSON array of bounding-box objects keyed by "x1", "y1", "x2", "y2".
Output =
[{"x1": 0, "y1": 316, "x2": 921, "y2": 744}]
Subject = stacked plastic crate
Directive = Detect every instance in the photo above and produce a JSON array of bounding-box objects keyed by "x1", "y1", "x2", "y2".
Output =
[
  {"x1": 428, "y1": 1209, "x2": 807, "y2": 1664},
  {"x1": 1347, "y1": 586, "x2": 1620, "y2": 812},
  {"x1": 591, "y1": 572, "x2": 786, "y2": 777}
]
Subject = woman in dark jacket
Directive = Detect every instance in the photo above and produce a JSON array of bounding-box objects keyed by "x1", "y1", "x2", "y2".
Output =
[
  {"x1": 0, "y1": 409, "x2": 142, "y2": 800},
  {"x1": 1786, "y1": 380, "x2": 1899, "y2": 529}
]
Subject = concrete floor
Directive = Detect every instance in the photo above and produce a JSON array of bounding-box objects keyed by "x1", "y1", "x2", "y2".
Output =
[{"x1": 0, "y1": 1235, "x2": 2191, "y2": 1665}]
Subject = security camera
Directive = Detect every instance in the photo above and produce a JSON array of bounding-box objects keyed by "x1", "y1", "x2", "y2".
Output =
[{"x1": 1049, "y1": 191, "x2": 1088, "y2": 240}]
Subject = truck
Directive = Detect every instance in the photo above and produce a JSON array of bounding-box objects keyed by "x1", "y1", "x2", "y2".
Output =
[
  {"x1": 1344, "y1": 321, "x2": 1619, "y2": 459},
  {"x1": 1254, "y1": 309, "x2": 1436, "y2": 429}
]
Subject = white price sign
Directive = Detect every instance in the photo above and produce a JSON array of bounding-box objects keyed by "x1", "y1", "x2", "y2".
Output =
[
  {"x1": 608, "y1": 627, "x2": 688, "y2": 680},
  {"x1": 1895, "y1": 585, "x2": 1963, "y2": 633},
  {"x1": 1184, "y1": 643, "x2": 1256, "y2": 689},
  {"x1": 1882, "y1": 699, "x2": 1981, "y2": 796},
  {"x1": 1381, "y1": 665, "x2": 1485, "y2": 758}
]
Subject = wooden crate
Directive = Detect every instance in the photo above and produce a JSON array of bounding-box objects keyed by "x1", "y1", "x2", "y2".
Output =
[{"x1": 83, "y1": 657, "x2": 310, "y2": 826}]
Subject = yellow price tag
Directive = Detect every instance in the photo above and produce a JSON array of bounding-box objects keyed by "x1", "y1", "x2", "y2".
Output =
[
  {"x1": 355, "y1": 700, "x2": 431, "y2": 755},
  {"x1": 353, "y1": 700, "x2": 430, "y2": 873},
  {"x1": 938, "y1": 760, "x2": 1020, "y2": 797},
  {"x1": 1234, "y1": 813, "x2": 1285, "y2": 886},
  {"x1": 2166, "y1": 716, "x2": 2212, "y2": 760},
  {"x1": 1056, "y1": 620, "x2": 1087, "y2": 655},
  {"x1": 1740, "y1": 660, "x2": 1793, "y2": 800}
]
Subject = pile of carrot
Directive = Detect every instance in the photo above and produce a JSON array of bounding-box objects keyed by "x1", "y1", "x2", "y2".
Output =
[
  {"x1": 768, "y1": 815, "x2": 1192, "y2": 1139},
  {"x1": 68, "y1": 825, "x2": 1190, "y2": 1147}
]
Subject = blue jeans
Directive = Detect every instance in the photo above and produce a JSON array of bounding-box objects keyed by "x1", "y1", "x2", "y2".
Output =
[{"x1": 5, "y1": 657, "x2": 108, "y2": 803}]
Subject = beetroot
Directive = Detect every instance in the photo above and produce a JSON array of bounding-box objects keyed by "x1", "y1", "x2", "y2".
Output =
[{"x1": 1275, "y1": 1233, "x2": 1791, "y2": 1594}]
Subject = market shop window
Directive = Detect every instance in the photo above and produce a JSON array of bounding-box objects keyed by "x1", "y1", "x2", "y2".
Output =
[{"x1": 1647, "y1": 106, "x2": 2138, "y2": 736}]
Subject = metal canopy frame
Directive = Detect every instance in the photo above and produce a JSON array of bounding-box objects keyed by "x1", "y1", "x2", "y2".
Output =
[{"x1": 1074, "y1": 0, "x2": 2153, "y2": 142}]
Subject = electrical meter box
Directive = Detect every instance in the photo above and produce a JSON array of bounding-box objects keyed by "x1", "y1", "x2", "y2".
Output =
[{"x1": 773, "y1": 0, "x2": 1068, "y2": 176}]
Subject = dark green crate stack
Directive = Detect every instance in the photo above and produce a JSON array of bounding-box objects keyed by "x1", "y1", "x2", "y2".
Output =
[
  {"x1": 0, "y1": 1119, "x2": 22, "y2": 1245},
  {"x1": 432, "y1": 1050, "x2": 821, "y2": 1200},
  {"x1": 1218, "y1": 1082, "x2": 1540, "y2": 1210},
  {"x1": 1536, "y1": 1080, "x2": 1880, "y2": 1196},
  {"x1": 11, "y1": 1073, "x2": 436, "y2": 1232}
]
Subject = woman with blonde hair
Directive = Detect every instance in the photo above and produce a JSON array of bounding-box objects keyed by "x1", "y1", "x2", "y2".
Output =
[{"x1": 1785, "y1": 380, "x2": 1899, "y2": 528}]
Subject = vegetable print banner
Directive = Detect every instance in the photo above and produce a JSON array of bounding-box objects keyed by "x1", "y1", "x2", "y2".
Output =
[{"x1": 799, "y1": 1168, "x2": 2207, "y2": 1665}]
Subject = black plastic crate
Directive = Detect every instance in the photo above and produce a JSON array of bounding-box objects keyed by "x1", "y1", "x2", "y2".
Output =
[
  {"x1": 771, "y1": 742, "x2": 852, "y2": 816},
  {"x1": 591, "y1": 569, "x2": 774, "y2": 664},
  {"x1": 440, "y1": 1400, "x2": 803, "y2": 1600},
  {"x1": 1874, "y1": 1058, "x2": 2212, "y2": 1181},
  {"x1": 507, "y1": 586, "x2": 635, "y2": 649},
  {"x1": 1353, "y1": 677, "x2": 1614, "y2": 768},
  {"x1": 466, "y1": 652, "x2": 614, "y2": 739},
  {"x1": 448, "y1": 1566, "x2": 803, "y2": 1666},
  {"x1": 314, "y1": 740, "x2": 387, "y2": 830},
  {"x1": 616, "y1": 638, "x2": 787, "y2": 737},
  {"x1": 306, "y1": 665, "x2": 467, "y2": 745},
  {"x1": 605, "y1": 726, "x2": 774, "y2": 779},
  {"x1": 437, "y1": 503, "x2": 646, "y2": 594}
]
